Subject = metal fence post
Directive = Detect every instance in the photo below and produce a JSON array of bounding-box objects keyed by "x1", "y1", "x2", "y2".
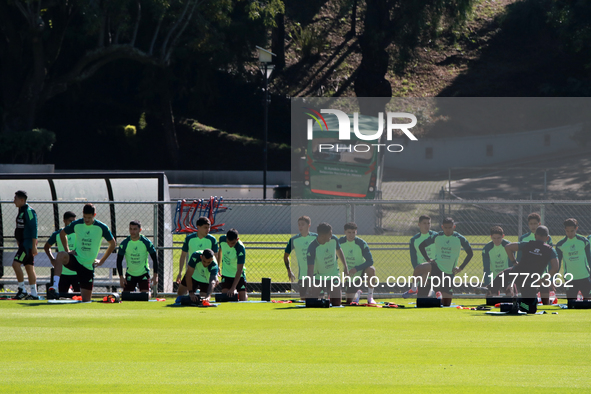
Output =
[
  {"x1": 153, "y1": 202, "x2": 158, "y2": 248},
  {"x1": 439, "y1": 187, "x2": 445, "y2": 223},
  {"x1": 448, "y1": 168, "x2": 451, "y2": 196},
  {"x1": 0, "y1": 202, "x2": 3, "y2": 282},
  {"x1": 518, "y1": 205, "x2": 523, "y2": 239},
  {"x1": 154, "y1": 203, "x2": 164, "y2": 293},
  {"x1": 540, "y1": 204, "x2": 546, "y2": 225},
  {"x1": 346, "y1": 204, "x2": 352, "y2": 223}
]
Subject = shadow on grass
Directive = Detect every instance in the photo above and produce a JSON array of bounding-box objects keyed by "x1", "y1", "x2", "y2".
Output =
[{"x1": 163, "y1": 304, "x2": 217, "y2": 308}]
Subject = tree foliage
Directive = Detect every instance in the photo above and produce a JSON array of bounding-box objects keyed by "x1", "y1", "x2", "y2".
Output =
[
  {"x1": 0, "y1": 0, "x2": 283, "y2": 130},
  {"x1": 0, "y1": 0, "x2": 283, "y2": 166},
  {"x1": 354, "y1": 0, "x2": 474, "y2": 113},
  {"x1": 545, "y1": 0, "x2": 591, "y2": 68}
]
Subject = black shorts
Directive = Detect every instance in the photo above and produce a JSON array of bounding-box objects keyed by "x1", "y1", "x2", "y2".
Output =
[
  {"x1": 124, "y1": 273, "x2": 150, "y2": 292},
  {"x1": 180, "y1": 275, "x2": 210, "y2": 294},
  {"x1": 302, "y1": 275, "x2": 342, "y2": 299},
  {"x1": 346, "y1": 267, "x2": 375, "y2": 293},
  {"x1": 63, "y1": 254, "x2": 94, "y2": 291},
  {"x1": 59, "y1": 274, "x2": 81, "y2": 293},
  {"x1": 490, "y1": 267, "x2": 546, "y2": 298},
  {"x1": 566, "y1": 277, "x2": 591, "y2": 299},
  {"x1": 296, "y1": 279, "x2": 309, "y2": 298},
  {"x1": 429, "y1": 262, "x2": 454, "y2": 294},
  {"x1": 305, "y1": 281, "x2": 341, "y2": 299},
  {"x1": 14, "y1": 245, "x2": 34, "y2": 266},
  {"x1": 221, "y1": 276, "x2": 247, "y2": 292}
]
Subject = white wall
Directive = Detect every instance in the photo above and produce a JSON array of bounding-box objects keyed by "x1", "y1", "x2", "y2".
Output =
[{"x1": 385, "y1": 124, "x2": 582, "y2": 172}]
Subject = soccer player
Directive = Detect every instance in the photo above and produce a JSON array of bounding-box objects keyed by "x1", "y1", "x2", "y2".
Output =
[
  {"x1": 218, "y1": 228, "x2": 248, "y2": 301},
  {"x1": 52, "y1": 203, "x2": 117, "y2": 302},
  {"x1": 176, "y1": 217, "x2": 218, "y2": 283},
  {"x1": 12, "y1": 190, "x2": 39, "y2": 300},
  {"x1": 518, "y1": 212, "x2": 554, "y2": 304},
  {"x1": 284, "y1": 216, "x2": 317, "y2": 299},
  {"x1": 488, "y1": 226, "x2": 558, "y2": 313},
  {"x1": 402, "y1": 215, "x2": 438, "y2": 298},
  {"x1": 117, "y1": 220, "x2": 159, "y2": 293},
  {"x1": 44, "y1": 211, "x2": 80, "y2": 294},
  {"x1": 518, "y1": 213, "x2": 553, "y2": 259},
  {"x1": 306, "y1": 222, "x2": 349, "y2": 306},
  {"x1": 339, "y1": 222, "x2": 377, "y2": 304},
  {"x1": 556, "y1": 218, "x2": 591, "y2": 301},
  {"x1": 482, "y1": 226, "x2": 513, "y2": 295},
  {"x1": 177, "y1": 249, "x2": 218, "y2": 302},
  {"x1": 413, "y1": 217, "x2": 473, "y2": 306}
]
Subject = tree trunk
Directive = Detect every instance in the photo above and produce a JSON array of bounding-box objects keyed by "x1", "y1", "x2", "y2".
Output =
[
  {"x1": 350, "y1": 0, "x2": 358, "y2": 36},
  {"x1": 354, "y1": 0, "x2": 391, "y2": 116},
  {"x1": 271, "y1": 13, "x2": 285, "y2": 70},
  {"x1": 3, "y1": 30, "x2": 46, "y2": 133},
  {"x1": 157, "y1": 68, "x2": 181, "y2": 169}
]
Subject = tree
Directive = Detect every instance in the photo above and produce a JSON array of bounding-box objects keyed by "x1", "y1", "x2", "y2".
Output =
[
  {"x1": 354, "y1": 0, "x2": 473, "y2": 114},
  {"x1": 0, "y1": 0, "x2": 283, "y2": 166}
]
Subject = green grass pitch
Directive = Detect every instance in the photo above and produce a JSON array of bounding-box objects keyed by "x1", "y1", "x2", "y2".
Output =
[{"x1": 1, "y1": 298, "x2": 590, "y2": 393}]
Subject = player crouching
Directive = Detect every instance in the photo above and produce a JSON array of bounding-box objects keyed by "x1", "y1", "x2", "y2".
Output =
[
  {"x1": 339, "y1": 222, "x2": 377, "y2": 304},
  {"x1": 177, "y1": 249, "x2": 218, "y2": 303}
]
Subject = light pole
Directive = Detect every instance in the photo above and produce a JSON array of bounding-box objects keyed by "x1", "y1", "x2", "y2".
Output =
[{"x1": 256, "y1": 46, "x2": 275, "y2": 199}]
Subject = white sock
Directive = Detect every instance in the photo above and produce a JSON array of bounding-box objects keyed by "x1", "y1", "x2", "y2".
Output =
[
  {"x1": 18, "y1": 282, "x2": 26, "y2": 291},
  {"x1": 411, "y1": 284, "x2": 417, "y2": 292},
  {"x1": 30, "y1": 285, "x2": 38, "y2": 297},
  {"x1": 53, "y1": 276, "x2": 60, "y2": 289},
  {"x1": 367, "y1": 288, "x2": 375, "y2": 300}
]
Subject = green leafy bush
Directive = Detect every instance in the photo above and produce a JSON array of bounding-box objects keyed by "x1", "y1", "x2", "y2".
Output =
[
  {"x1": 0, "y1": 128, "x2": 56, "y2": 164},
  {"x1": 291, "y1": 23, "x2": 324, "y2": 59}
]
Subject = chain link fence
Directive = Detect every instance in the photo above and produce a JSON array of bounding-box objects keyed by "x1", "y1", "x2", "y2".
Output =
[{"x1": 2, "y1": 199, "x2": 590, "y2": 296}]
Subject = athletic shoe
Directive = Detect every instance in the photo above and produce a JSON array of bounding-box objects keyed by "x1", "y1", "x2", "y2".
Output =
[
  {"x1": 24, "y1": 294, "x2": 39, "y2": 300},
  {"x1": 367, "y1": 297, "x2": 376, "y2": 304},
  {"x1": 352, "y1": 290, "x2": 362, "y2": 304},
  {"x1": 46, "y1": 287, "x2": 59, "y2": 300},
  {"x1": 13, "y1": 287, "x2": 27, "y2": 300},
  {"x1": 402, "y1": 288, "x2": 418, "y2": 299}
]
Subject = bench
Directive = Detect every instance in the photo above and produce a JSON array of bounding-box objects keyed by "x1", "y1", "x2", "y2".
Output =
[{"x1": 1, "y1": 247, "x2": 122, "y2": 291}]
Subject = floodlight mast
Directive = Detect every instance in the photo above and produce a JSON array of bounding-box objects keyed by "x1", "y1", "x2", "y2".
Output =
[{"x1": 256, "y1": 46, "x2": 276, "y2": 199}]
